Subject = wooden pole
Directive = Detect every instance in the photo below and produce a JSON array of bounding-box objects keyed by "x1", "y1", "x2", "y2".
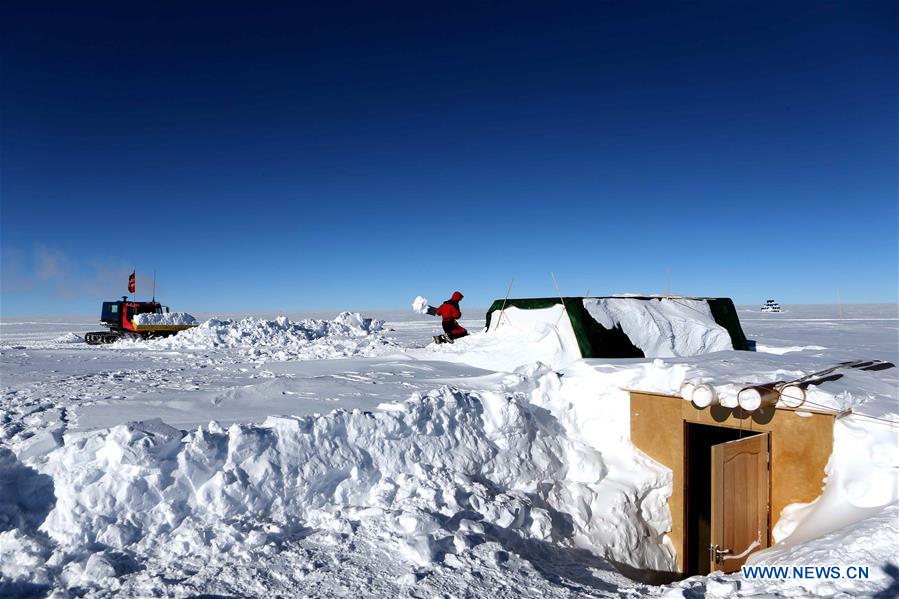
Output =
[
  {"x1": 495, "y1": 278, "x2": 514, "y2": 330},
  {"x1": 551, "y1": 272, "x2": 568, "y2": 326}
]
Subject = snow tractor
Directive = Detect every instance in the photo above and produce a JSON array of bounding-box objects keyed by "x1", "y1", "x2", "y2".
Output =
[{"x1": 84, "y1": 297, "x2": 198, "y2": 345}]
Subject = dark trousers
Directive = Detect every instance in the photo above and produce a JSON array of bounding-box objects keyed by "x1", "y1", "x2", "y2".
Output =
[{"x1": 442, "y1": 319, "x2": 468, "y2": 339}]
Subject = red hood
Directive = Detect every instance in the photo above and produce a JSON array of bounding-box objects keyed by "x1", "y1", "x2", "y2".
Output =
[{"x1": 451, "y1": 291, "x2": 463, "y2": 301}]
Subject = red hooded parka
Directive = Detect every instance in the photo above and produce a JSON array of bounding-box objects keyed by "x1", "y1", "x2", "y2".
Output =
[{"x1": 435, "y1": 291, "x2": 468, "y2": 339}]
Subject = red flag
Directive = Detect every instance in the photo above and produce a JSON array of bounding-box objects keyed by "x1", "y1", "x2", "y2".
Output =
[{"x1": 128, "y1": 271, "x2": 136, "y2": 294}]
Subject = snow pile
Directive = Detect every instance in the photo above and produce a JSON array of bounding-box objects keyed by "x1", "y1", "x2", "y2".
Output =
[
  {"x1": 54, "y1": 332, "x2": 84, "y2": 344},
  {"x1": 133, "y1": 312, "x2": 197, "y2": 326},
  {"x1": 412, "y1": 296, "x2": 430, "y2": 314},
  {"x1": 142, "y1": 312, "x2": 392, "y2": 360},
  {"x1": 429, "y1": 305, "x2": 583, "y2": 371},
  {"x1": 582, "y1": 297, "x2": 733, "y2": 357},
  {"x1": 2, "y1": 379, "x2": 673, "y2": 594}
]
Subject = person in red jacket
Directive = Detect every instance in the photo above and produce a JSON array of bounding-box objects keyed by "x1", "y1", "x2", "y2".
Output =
[{"x1": 434, "y1": 291, "x2": 468, "y2": 341}]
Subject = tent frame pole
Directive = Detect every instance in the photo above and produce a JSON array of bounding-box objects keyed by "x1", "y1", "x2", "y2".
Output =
[
  {"x1": 551, "y1": 272, "x2": 569, "y2": 326},
  {"x1": 495, "y1": 279, "x2": 514, "y2": 330}
]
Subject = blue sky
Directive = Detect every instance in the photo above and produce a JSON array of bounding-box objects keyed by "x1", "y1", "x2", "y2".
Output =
[{"x1": 1, "y1": 1, "x2": 896, "y2": 316}]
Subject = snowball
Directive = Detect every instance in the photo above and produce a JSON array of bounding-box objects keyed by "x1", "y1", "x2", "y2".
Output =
[{"x1": 412, "y1": 296, "x2": 429, "y2": 314}]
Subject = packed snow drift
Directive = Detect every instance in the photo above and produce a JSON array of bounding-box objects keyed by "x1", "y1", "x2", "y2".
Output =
[
  {"x1": 582, "y1": 297, "x2": 734, "y2": 357},
  {"x1": 4, "y1": 378, "x2": 673, "y2": 595}
]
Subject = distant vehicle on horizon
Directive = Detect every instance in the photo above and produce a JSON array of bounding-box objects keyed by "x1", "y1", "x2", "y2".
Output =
[{"x1": 760, "y1": 299, "x2": 782, "y2": 313}]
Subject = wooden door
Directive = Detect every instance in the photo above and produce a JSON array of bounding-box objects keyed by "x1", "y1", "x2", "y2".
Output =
[{"x1": 710, "y1": 433, "x2": 769, "y2": 573}]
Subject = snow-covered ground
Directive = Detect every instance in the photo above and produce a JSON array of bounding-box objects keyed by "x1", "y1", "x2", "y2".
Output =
[{"x1": 1, "y1": 304, "x2": 897, "y2": 598}]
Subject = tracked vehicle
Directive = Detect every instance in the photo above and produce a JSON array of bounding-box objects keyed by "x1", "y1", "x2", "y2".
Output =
[{"x1": 85, "y1": 297, "x2": 197, "y2": 345}]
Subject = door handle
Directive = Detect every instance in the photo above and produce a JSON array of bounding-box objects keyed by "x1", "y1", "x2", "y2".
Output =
[{"x1": 709, "y1": 544, "x2": 731, "y2": 564}]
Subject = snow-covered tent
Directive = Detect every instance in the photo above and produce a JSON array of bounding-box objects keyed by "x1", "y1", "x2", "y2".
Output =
[{"x1": 484, "y1": 296, "x2": 749, "y2": 359}]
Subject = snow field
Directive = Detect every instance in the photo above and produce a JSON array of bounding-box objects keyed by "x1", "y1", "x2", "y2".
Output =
[{"x1": 1, "y1": 305, "x2": 897, "y2": 597}]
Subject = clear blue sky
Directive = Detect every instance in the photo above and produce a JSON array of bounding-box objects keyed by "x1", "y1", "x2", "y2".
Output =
[{"x1": 1, "y1": 1, "x2": 896, "y2": 317}]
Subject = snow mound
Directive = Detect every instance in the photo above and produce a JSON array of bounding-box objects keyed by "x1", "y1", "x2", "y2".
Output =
[
  {"x1": 428, "y1": 305, "x2": 583, "y2": 371},
  {"x1": 412, "y1": 296, "x2": 429, "y2": 314},
  {"x1": 582, "y1": 297, "x2": 733, "y2": 357},
  {"x1": 54, "y1": 332, "x2": 84, "y2": 344},
  {"x1": 8, "y1": 378, "x2": 672, "y2": 593},
  {"x1": 133, "y1": 312, "x2": 197, "y2": 326},
  {"x1": 142, "y1": 312, "x2": 392, "y2": 361}
]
